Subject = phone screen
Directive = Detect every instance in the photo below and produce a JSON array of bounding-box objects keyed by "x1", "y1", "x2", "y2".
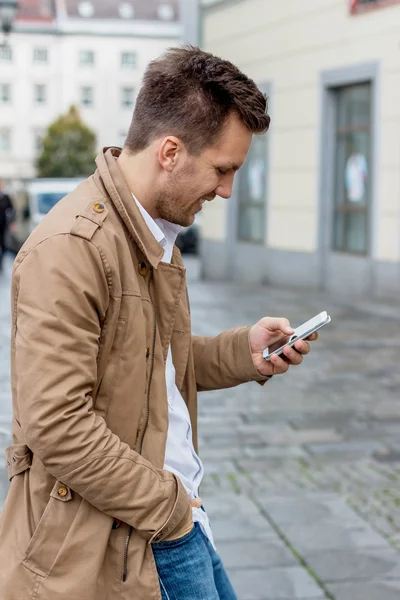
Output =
[{"x1": 267, "y1": 333, "x2": 297, "y2": 355}]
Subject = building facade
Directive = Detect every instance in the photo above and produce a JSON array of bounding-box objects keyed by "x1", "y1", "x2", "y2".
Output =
[
  {"x1": 200, "y1": 0, "x2": 400, "y2": 299},
  {"x1": 0, "y1": 0, "x2": 182, "y2": 181}
]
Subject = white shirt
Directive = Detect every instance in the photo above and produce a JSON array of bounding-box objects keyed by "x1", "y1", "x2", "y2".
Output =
[{"x1": 134, "y1": 197, "x2": 214, "y2": 546}]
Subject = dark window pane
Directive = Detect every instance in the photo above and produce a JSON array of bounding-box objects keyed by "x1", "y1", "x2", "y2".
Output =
[
  {"x1": 333, "y1": 211, "x2": 345, "y2": 251},
  {"x1": 345, "y1": 211, "x2": 368, "y2": 253},
  {"x1": 332, "y1": 82, "x2": 371, "y2": 255},
  {"x1": 237, "y1": 206, "x2": 265, "y2": 243},
  {"x1": 37, "y1": 193, "x2": 65, "y2": 214},
  {"x1": 237, "y1": 135, "x2": 266, "y2": 243},
  {"x1": 336, "y1": 84, "x2": 371, "y2": 130}
]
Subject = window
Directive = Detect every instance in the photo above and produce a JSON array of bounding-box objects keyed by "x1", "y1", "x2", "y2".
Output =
[
  {"x1": 33, "y1": 47, "x2": 48, "y2": 64},
  {"x1": 0, "y1": 46, "x2": 12, "y2": 61},
  {"x1": 34, "y1": 84, "x2": 47, "y2": 104},
  {"x1": 121, "y1": 87, "x2": 135, "y2": 109},
  {"x1": 80, "y1": 86, "x2": 93, "y2": 107},
  {"x1": 332, "y1": 83, "x2": 371, "y2": 255},
  {"x1": 121, "y1": 51, "x2": 136, "y2": 69},
  {"x1": 80, "y1": 50, "x2": 95, "y2": 66},
  {"x1": 37, "y1": 192, "x2": 67, "y2": 215},
  {"x1": 0, "y1": 129, "x2": 11, "y2": 152},
  {"x1": 0, "y1": 83, "x2": 11, "y2": 103},
  {"x1": 237, "y1": 135, "x2": 267, "y2": 243}
]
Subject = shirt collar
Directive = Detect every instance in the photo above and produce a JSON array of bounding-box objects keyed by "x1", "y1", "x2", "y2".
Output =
[{"x1": 132, "y1": 194, "x2": 183, "y2": 248}]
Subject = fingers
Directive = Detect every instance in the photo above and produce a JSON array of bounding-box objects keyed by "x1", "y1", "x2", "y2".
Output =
[
  {"x1": 258, "y1": 317, "x2": 294, "y2": 336},
  {"x1": 293, "y1": 340, "x2": 310, "y2": 355},
  {"x1": 282, "y1": 344, "x2": 304, "y2": 365},
  {"x1": 190, "y1": 498, "x2": 202, "y2": 509},
  {"x1": 269, "y1": 352, "x2": 290, "y2": 374},
  {"x1": 307, "y1": 332, "x2": 319, "y2": 341}
]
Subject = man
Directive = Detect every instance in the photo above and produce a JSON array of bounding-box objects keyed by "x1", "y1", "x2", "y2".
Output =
[
  {"x1": 0, "y1": 47, "x2": 317, "y2": 600},
  {"x1": 0, "y1": 179, "x2": 14, "y2": 271}
]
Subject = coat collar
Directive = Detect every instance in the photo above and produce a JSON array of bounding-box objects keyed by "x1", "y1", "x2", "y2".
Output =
[{"x1": 95, "y1": 147, "x2": 165, "y2": 269}]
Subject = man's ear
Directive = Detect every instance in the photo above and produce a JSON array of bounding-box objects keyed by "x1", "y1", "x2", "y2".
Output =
[{"x1": 158, "y1": 136, "x2": 184, "y2": 172}]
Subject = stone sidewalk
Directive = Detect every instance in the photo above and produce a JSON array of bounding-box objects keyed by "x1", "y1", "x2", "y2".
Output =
[{"x1": 1, "y1": 254, "x2": 400, "y2": 599}]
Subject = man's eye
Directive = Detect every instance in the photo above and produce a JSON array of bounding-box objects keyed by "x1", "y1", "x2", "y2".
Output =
[{"x1": 217, "y1": 168, "x2": 227, "y2": 176}]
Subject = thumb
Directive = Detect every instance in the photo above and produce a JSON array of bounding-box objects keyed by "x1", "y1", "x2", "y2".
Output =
[
  {"x1": 190, "y1": 498, "x2": 202, "y2": 509},
  {"x1": 259, "y1": 317, "x2": 294, "y2": 335}
]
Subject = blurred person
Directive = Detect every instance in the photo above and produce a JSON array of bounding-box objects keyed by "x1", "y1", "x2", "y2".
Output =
[
  {"x1": 0, "y1": 47, "x2": 318, "y2": 600},
  {"x1": 0, "y1": 179, "x2": 14, "y2": 272}
]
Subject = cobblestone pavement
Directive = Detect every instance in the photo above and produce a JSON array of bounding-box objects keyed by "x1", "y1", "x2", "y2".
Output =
[{"x1": 1, "y1": 253, "x2": 400, "y2": 599}]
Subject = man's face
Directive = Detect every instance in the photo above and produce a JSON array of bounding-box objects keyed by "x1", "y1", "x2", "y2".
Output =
[{"x1": 155, "y1": 114, "x2": 253, "y2": 227}]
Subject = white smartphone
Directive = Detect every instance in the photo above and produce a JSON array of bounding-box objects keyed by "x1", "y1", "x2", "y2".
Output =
[{"x1": 263, "y1": 311, "x2": 331, "y2": 361}]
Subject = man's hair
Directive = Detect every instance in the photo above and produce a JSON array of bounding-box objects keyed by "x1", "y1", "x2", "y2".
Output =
[{"x1": 125, "y1": 46, "x2": 270, "y2": 155}]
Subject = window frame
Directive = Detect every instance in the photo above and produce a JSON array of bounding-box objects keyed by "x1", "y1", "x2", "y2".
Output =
[
  {"x1": 33, "y1": 47, "x2": 48, "y2": 64},
  {"x1": 79, "y1": 50, "x2": 95, "y2": 67},
  {"x1": 319, "y1": 63, "x2": 379, "y2": 264},
  {"x1": 0, "y1": 128, "x2": 11, "y2": 152},
  {"x1": 80, "y1": 85, "x2": 94, "y2": 107},
  {"x1": 121, "y1": 86, "x2": 135, "y2": 109},
  {"x1": 331, "y1": 83, "x2": 372, "y2": 255},
  {"x1": 34, "y1": 84, "x2": 47, "y2": 105},
  {"x1": 0, "y1": 46, "x2": 12, "y2": 61},
  {"x1": 121, "y1": 51, "x2": 137, "y2": 69},
  {"x1": 0, "y1": 83, "x2": 11, "y2": 103}
]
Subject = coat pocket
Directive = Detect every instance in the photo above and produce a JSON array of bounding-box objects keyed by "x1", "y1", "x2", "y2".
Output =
[
  {"x1": 22, "y1": 480, "x2": 82, "y2": 577},
  {"x1": 94, "y1": 316, "x2": 128, "y2": 414}
]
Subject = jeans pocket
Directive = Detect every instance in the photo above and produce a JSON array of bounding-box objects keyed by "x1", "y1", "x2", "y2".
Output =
[{"x1": 151, "y1": 523, "x2": 197, "y2": 550}]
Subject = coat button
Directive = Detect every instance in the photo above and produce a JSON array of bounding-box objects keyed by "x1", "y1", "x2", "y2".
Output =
[
  {"x1": 138, "y1": 262, "x2": 148, "y2": 276},
  {"x1": 57, "y1": 485, "x2": 68, "y2": 498},
  {"x1": 146, "y1": 347, "x2": 150, "y2": 359},
  {"x1": 93, "y1": 203, "x2": 105, "y2": 213}
]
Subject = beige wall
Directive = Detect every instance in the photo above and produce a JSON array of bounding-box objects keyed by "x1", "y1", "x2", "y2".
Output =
[{"x1": 202, "y1": 0, "x2": 400, "y2": 261}]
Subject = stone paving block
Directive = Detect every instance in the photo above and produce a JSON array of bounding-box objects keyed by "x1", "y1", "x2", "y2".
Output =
[
  {"x1": 306, "y1": 547, "x2": 400, "y2": 582},
  {"x1": 204, "y1": 493, "x2": 261, "y2": 518},
  {"x1": 217, "y1": 539, "x2": 298, "y2": 570},
  {"x1": 244, "y1": 446, "x2": 309, "y2": 460},
  {"x1": 211, "y1": 514, "x2": 276, "y2": 543},
  {"x1": 280, "y1": 519, "x2": 390, "y2": 555},
  {"x1": 255, "y1": 493, "x2": 362, "y2": 528},
  {"x1": 227, "y1": 567, "x2": 325, "y2": 600},
  {"x1": 260, "y1": 429, "x2": 343, "y2": 446},
  {"x1": 201, "y1": 459, "x2": 237, "y2": 474},
  {"x1": 306, "y1": 440, "x2": 386, "y2": 457},
  {"x1": 326, "y1": 579, "x2": 400, "y2": 600}
]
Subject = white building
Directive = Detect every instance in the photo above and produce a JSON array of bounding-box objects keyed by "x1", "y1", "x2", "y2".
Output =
[
  {"x1": 0, "y1": 0, "x2": 184, "y2": 181},
  {"x1": 200, "y1": 0, "x2": 400, "y2": 300}
]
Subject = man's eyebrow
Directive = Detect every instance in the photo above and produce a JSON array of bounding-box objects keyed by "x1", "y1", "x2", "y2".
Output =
[{"x1": 218, "y1": 162, "x2": 240, "y2": 171}]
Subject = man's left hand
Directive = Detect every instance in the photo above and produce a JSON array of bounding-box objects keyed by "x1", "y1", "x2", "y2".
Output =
[{"x1": 249, "y1": 317, "x2": 318, "y2": 378}]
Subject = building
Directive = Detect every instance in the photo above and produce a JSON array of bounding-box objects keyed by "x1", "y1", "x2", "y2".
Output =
[
  {"x1": 200, "y1": 0, "x2": 400, "y2": 299},
  {"x1": 0, "y1": 0, "x2": 183, "y2": 181}
]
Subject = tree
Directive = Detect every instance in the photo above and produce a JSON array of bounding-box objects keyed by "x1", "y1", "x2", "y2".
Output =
[{"x1": 36, "y1": 106, "x2": 97, "y2": 178}]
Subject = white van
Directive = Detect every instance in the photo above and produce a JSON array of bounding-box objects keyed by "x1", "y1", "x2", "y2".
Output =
[{"x1": 27, "y1": 178, "x2": 84, "y2": 232}]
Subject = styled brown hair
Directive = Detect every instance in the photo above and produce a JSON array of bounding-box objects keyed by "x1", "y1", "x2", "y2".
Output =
[{"x1": 125, "y1": 46, "x2": 270, "y2": 155}]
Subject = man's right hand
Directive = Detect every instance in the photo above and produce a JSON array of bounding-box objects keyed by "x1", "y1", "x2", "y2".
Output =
[{"x1": 162, "y1": 497, "x2": 201, "y2": 541}]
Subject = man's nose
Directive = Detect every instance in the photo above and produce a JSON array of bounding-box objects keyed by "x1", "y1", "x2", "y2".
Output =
[{"x1": 215, "y1": 182, "x2": 233, "y2": 199}]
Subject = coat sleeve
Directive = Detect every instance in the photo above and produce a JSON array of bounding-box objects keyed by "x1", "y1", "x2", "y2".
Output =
[
  {"x1": 192, "y1": 328, "x2": 268, "y2": 392},
  {"x1": 13, "y1": 234, "x2": 191, "y2": 542}
]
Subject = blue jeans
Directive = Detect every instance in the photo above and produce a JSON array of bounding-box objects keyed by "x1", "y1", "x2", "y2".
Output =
[{"x1": 152, "y1": 523, "x2": 238, "y2": 600}]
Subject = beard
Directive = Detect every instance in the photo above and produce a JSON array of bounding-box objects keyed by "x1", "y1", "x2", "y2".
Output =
[{"x1": 154, "y1": 162, "x2": 200, "y2": 227}]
